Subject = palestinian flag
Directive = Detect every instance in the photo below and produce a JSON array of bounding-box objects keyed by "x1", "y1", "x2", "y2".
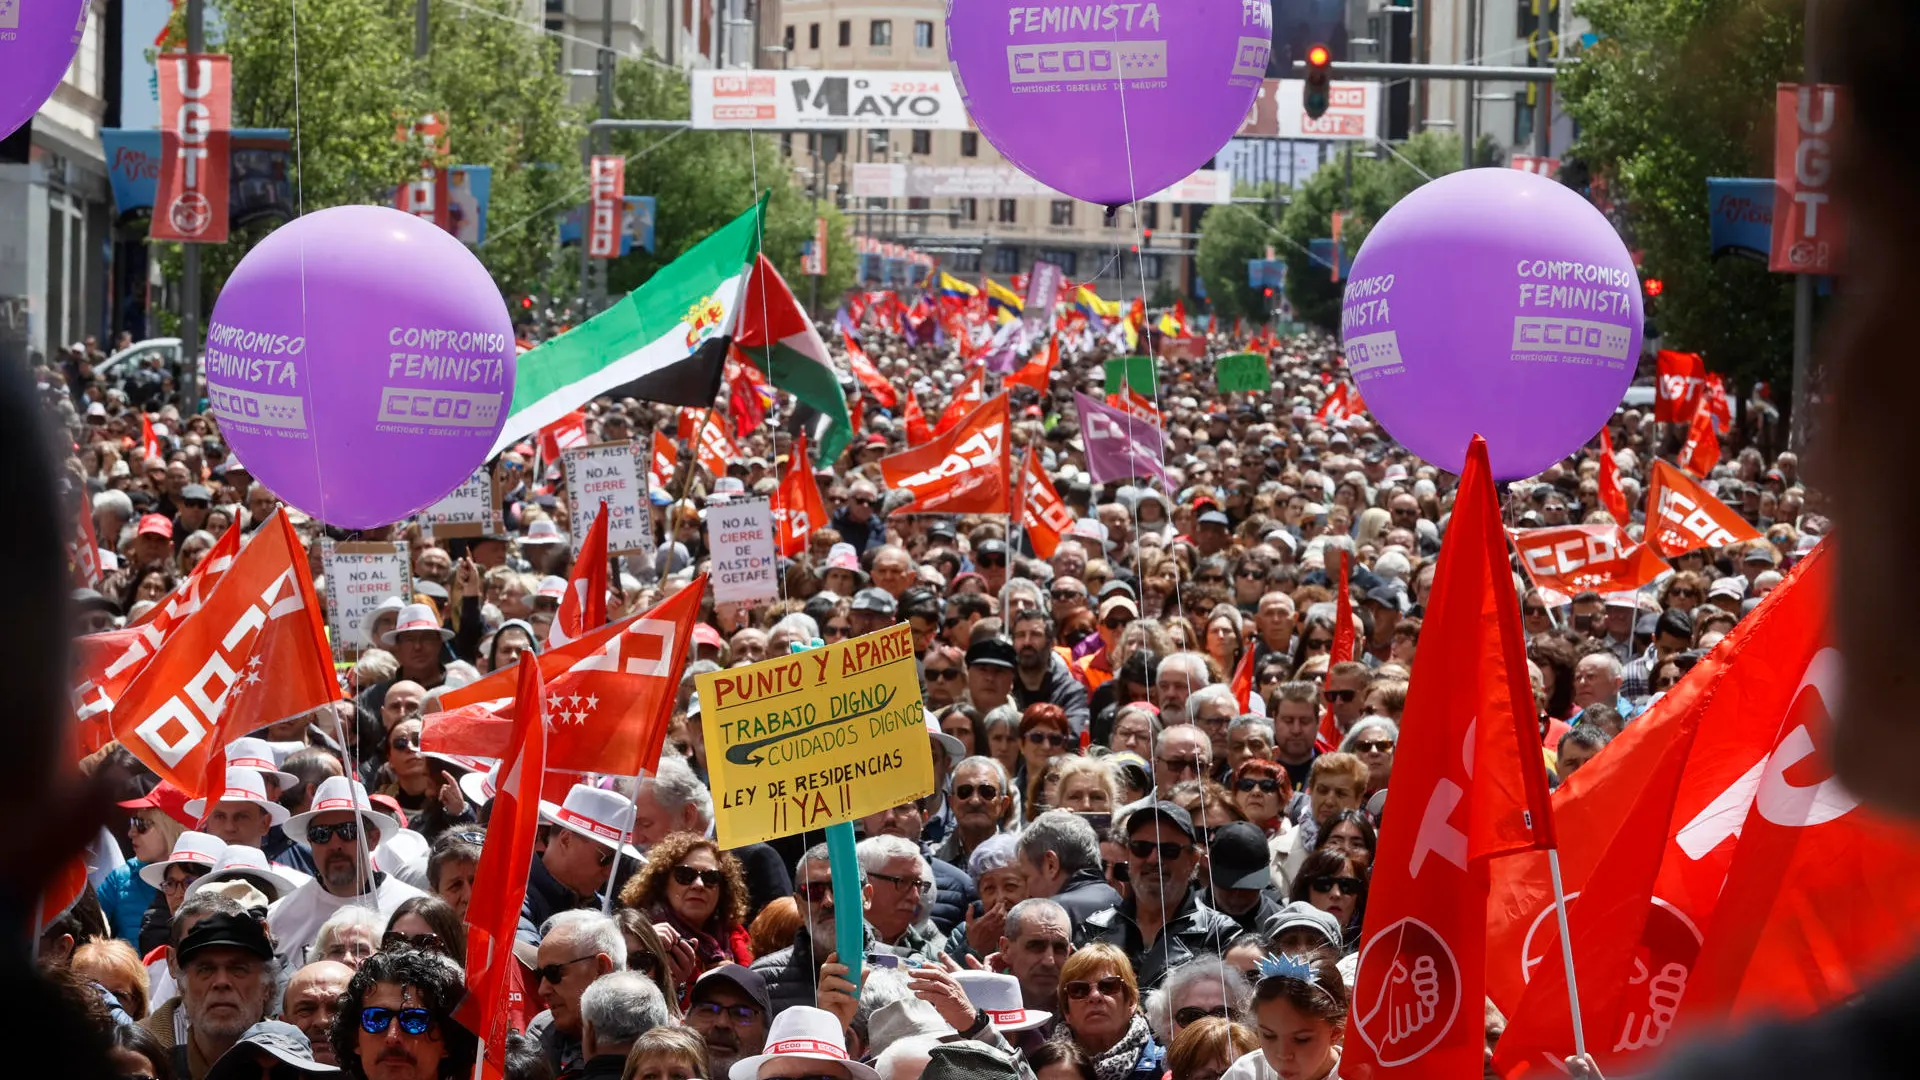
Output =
[
  {"x1": 734, "y1": 253, "x2": 854, "y2": 465},
  {"x1": 487, "y1": 195, "x2": 765, "y2": 457}
]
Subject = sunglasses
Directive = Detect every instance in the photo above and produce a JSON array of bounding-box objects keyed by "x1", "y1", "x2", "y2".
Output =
[
  {"x1": 1305, "y1": 637, "x2": 1333, "y2": 651},
  {"x1": 925, "y1": 667, "x2": 963, "y2": 681},
  {"x1": 672, "y1": 866, "x2": 724, "y2": 888},
  {"x1": 1175, "y1": 1005, "x2": 1233, "y2": 1026},
  {"x1": 382, "y1": 931, "x2": 445, "y2": 953},
  {"x1": 1065, "y1": 976, "x2": 1128, "y2": 1001},
  {"x1": 1354, "y1": 739, "x2": 1395, "y2": 754},
  {"x1": 1128, "y1": 840, "x2": 1184, "y2": 861},
  {"x1": 1309, "y1": 875, "x2": 1365, "y2": 895},
  {"x1": 1159, "y1": 756, "x2": 1203, "y2": 775},
  {"x1": 1051, "y1": 590, "x2": 1086, "y2": 602},
  {"x1": 1236, "y1": 777, "x2": 1280, "y2": 793},
  {"x1": 1195, "y1": 574, "x2": 1226, "y2": 585},
  {"x1": 1026, "y1": 730, "x2": 1066, "y2": 748},
  {"x1": 1108, "y1": 863, "x2": 1130, "y2": 883},
  {"x1": 954, "y1": 783, "x2": 1000, "y2": 802},
  {"x1": 689, "y1": 1001, "x2": 764, "y2": 1024},
  {"x1": 1235, "y1": 566, "x2": 1266, "y2": 579},
  {"x1": 307, "y1": 821, "x2": 360, "y2": 845},
  {"x1": 1322, "y1": 689, "x2": 1356, "y2": 704},
  {"x1": 1669, "y1": 588, "x2": 1701, "y2": 599},
  {"x1": 390, "y1": 735, "x2": 421, "y2": 751},
  {"x1": 977, "y1": 555, "x2": 1007, "y2": 568},
  {"x1": 852, "y1": 497, "x2": 878, "y2": 506},
  {"x1": 823, "y1": 624, "x2": 850, "y2": 639},
  {"x1": 128, "y1": 816, "x2": 154, "y2": 835},
  {"x1": 360, "y1": 1007, "x2": 433, "y2": 1036},
  {"x1": 534, "y1": 954, "x2": 599, "y2": 984},
  {"x1": 1523, "y1": 606, "x2": 1548, "y2": 617},
  {"x1": 1103, "y1": 618, "x2": 1130, "y2": 630}
]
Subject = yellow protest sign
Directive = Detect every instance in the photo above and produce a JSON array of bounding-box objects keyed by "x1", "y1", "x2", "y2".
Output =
[{"x1": 697, "y1": 622, "x2": 932, "y2": 848}]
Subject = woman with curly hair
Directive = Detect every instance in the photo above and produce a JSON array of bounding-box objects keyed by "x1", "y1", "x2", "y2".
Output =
[{"x1": 615, "y1": 832, "x2": 751, "y2": 1000}]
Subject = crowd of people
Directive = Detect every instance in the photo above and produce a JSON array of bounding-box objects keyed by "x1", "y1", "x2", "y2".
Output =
[{"x1": 31, "y1": 291, "x2": 1820, "y2": 1080}]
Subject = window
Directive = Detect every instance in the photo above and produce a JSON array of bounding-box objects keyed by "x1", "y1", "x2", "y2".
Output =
[
  {"x1": 1039, "y1": 249, "x2": 1079, "y2": 275},
  {"x1": 838, "y1": 20, "x2": 851, "y2": 47},
  {"x1": 915, "y1": 21, "x2": 936, "y2": 49},
  {"x1": 1142, "y1": 203, "x2": 1160, "y2": 230},
  {"x1": 996, "y1": 199, "x2": 1018, "y2": 223},
  {"x1": 993, "y1": 247, "x2": 1021, "y2": 274},
  {"x1": 783, "y1": 25, "x2": 795, "y2": 50},
  {"x1": 949, "y1": 251, "x2": 982, "y2": 273},
  {"x1": 868, "y1": 131, "x2": 889, "y2": 155},
  {"x1": 1050, "y1": 200, "x2": 1075, "y2": 226},
  {"x1": 908, "y1": 196, "x2": 931, "y2": 211},
  {"x1": 870, "y1": 20, "x2": 892, "y2": 46},
  {"x1": 960, "y1": 132, "x2": 979, "y2": 157},
  {"x1": 1138, "y1": 254, "x2": 1165, "y2": 279},
  {"x1": 866, "y1": 197, "x2": 889, "y2": 212},
  {"x1": 809, "y1": 23, "x2": 820, "y2": 49},
  {"x1": 781, "y1": 133, "x2": 793, "y2": 157},
  {"x1": 911, "y1": 130, "x2": 931, "y2": 155},
  {"x1": 958, "y1": 197, "x2": 978, "y2": 221}
]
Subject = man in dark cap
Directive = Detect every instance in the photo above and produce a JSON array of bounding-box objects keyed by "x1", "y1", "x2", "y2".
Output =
[
  {"x1": 685, "y1": 964, "x2": 771, "y2": 1077},
  {"x1": 964, "y1": 638, "x2": 1016, "y2": 713},
  {"x1": 1082, "y1": 802, "x2": 1238, "y2": 990},
  {"x1": 144, "y1": 910, "x2": 279, "y2": 1078}
]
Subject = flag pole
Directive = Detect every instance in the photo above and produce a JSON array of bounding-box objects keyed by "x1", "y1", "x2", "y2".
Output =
[
  {"x1": 1547, "y1": 846, "x2": 1588, "y2": 1059},
  {"x1": 601, "y1": 774, "x2": 640, "y2": 915}
]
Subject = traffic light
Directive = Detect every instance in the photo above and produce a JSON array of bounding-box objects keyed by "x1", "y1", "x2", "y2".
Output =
[
  {"x1": 1642, "y1": 277, "x2": 1662, "y2": 340},
  {"x1": 1304, "y1": 45, "x2": 1333, "y2": 120},
  {"x1": 1643, "y1": 277, "x2": 1665, "y2": 298}
]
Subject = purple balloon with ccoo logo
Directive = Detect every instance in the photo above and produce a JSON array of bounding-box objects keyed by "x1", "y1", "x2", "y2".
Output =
[
  {"x1": 1340, "y1": 168, "x2": 1642, "y2": 481},
  {"x1": 1, "y1": 0, "x2": 92, "y2": 141},
  {"x1": 206, "y1": 205, "x2": 515, "y2": 528},
  {"x1": 946, "y1": 1, "x2": 1271, "y2": 207}
]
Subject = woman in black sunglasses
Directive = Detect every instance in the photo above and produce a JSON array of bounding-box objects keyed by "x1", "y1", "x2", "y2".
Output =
[
  {"x1": 615, "y1": 831, "x2": 750, "y2": 1006},
  {"x1": 1286, "y1": 850, "x2": 1368, "y2": 952},
  {"x1": 1014, "y1": 703, "x2": 1074, "y2": 809}
]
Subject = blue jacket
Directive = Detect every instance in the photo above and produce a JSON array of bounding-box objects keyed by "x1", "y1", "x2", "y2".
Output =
[{"x1": 96, "y1": 862, "x2": 157, "y2": 946}]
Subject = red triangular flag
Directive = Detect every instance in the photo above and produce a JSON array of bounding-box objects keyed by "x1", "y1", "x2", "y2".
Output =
[
  {"x1": 1230, "y1": 640, "x2": 1259, "y2": 715},
  {"x1": 139, "y1": 413, "x2": 162, "y2": 462},
  {"x1": 1006, "y1": 336, "x2": 1057, "y2": 392},
  {"x1": 846, "y1": 338, "x2": 899, "y2": 409},
  {"x1": 1679, "y1": 399, "x2": 1721, "y2": 478},
  {"x1": 1343, "y1": 436, "x2": 1556, "y2": 1080},
  {"x1": 547, "y1": 503, "x2": 608, "y2": 648},
  {"x1": 933, "y1": 368, "x2": 985, "y2": 437},
  {"x1": 904, "y1": 387, "x2": 932, "y2": 445},
  {"x1": 1015, "y1": 448, "x2": 1071, "y2": 561},
  {"x1": 1644, "y1": 460, "x2": 1761, "y2": 559},
  {"x1": 773, "y1": 434, "x2": 828, "y2": 559},
  {"x1": 1596, "y1": 426, "x2": 1629, "y2": 523},
  {"x1": 1315, "y1": 549, "x2": 1353, "y2": 753}
]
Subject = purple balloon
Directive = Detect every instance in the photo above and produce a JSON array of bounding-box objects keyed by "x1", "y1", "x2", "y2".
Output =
[
  {"x1": 947, "y1": 2, "x2": 1271, "y2": 206},
  {"x1": 206, "y1": 206, "x2": 514, "y2": 528},
  {"x1": 1340, "y1": 168, "x2": 1643, "y2": 481},
  {"x1": 1, "y1": 0, "x2": 91, "y2": 140}
]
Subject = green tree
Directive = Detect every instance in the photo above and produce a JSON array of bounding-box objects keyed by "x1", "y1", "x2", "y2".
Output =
[
  {"x1": 1558, "y1": 0, "x2": 1803, "y2": 390},
  {"x1": 1193, "y1": 185, "x2": 1281, "y2": 326},
  {"x1": 603, "y1": 58, "x2": 854, "y2": 303}
]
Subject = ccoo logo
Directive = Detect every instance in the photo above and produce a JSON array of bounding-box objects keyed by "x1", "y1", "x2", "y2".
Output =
[{"x1": 1353, "y1": 918, "x2": 1462, "y2": 1066}]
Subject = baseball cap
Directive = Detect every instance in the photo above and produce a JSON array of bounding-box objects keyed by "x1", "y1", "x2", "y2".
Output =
[
  {"x1": 1098, "y1": 595, "x2": 1140, "y2": 622},
  {"x1": 1198, "y1": 510, "x2": 1232, "y2": 528},
  {"x1": 137, "y1": 513, "x2": 174, "y2": 539},
  {"x1": 1708, "y1": 577, "x2": 1747, "y2": 602},
  {"x1": 204, "y1": 1020, "x2": 339, "y2": 1078},
  {"x1": 118, "y1": 779, "x2": 195, "y2": 829},
  {"x1": 965, "y1": 638, "x2": 1017, "y2": 670},
  {"x1": 1125, "y1": 800, "x2": 1195, "y2": 841},
  {"x1": 692, "y1": 963, "x2": 772, "y2": 1014},
  {"x1": 181, "y1": 483, "x2": 213, "y2": 502},
  {"x1": 1207, "y1": 821, "x2": 1273, "y2": 890},
  {"x1": 1260, "y1": 901, "x2": 1344, "y2": 951},
  {"x1": 176, "y1": 911, "x2": 275, "y2": 964},
  {"x1": 851, "y1": 587, "x2": 898, "y2": 616}
]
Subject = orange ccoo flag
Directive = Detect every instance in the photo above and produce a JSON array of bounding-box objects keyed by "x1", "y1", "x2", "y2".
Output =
[
  {"x1": 1596, "y1": 427, "x2": 1629, "y2": 523},
  {"x1": 1644, "y1": 460, "x2": 1761, "y2": 560}
]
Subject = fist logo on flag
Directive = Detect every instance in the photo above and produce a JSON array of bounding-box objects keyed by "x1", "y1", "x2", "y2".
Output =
[
  {"x1": 1518, "y1": 893, "x2": 1703, "y2": 1062},
  {"x1": 1353, "y1": 918, "x2": 1461, "y2": 1066}
]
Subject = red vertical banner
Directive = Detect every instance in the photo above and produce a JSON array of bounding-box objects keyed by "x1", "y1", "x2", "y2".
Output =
[
  {"x1": 1330, "y1": 210, "x2": 1348, "y2": 283},
  {"x1": 152, "y1": 54, "x2": 232, "y2": 244},
  {"x1": 587, "y1": 155, "x2": 627, "y2": 260},
  {"x1": 395, "y1": 113, "x2": 451, "y2": 231},
  {"x1": 1769, "y1": 83, "x2": 1846, "y2": 274},
  {"x1": 802, "y1": 216, "x2": 829, "y2": 276}
]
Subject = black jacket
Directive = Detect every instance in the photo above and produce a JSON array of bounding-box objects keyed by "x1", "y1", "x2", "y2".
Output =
[
  {"x1": 1054, "y1": 867, "x2": 1123, "y2": 930},
  {"x1": 927, "y1": 851, "x2": 978, "y2": 936},
  {"x1": 750, "y1": 923, "x2": 909, "y2": 1014},
  {"x1": 570, "y1": 1053, "x2": 626, "y2": 1080},
  {"x1": 729, "y1": 841, "x2": 793, "y2": 926},
  {"x1": 1081, "y1": 889, "x2": 1242, "y2": 991},
  {"x1": 518, "y1": 856, "x2": 590, "y2": 945},
  {"x1": 1012, "y1": 653, "x2": 1091, "y2": 734}
]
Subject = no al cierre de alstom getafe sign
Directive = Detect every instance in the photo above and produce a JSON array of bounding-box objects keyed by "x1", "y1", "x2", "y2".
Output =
[{"x1": 696, "y1": 622, "x2": 933, "y2": 848}]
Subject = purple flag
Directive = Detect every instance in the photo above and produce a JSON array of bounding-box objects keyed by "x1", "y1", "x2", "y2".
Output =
[
  {"x1": 1022, "y1": 260, "x2": 1065, "y2": 339},
  {"x1": 1075, "y1": 391, "x2": 1167, "y2": 485}
]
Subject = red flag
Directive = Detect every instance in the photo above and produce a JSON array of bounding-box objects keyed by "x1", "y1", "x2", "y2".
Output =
[
  {"x1": 1230, "y1": 641, "x2": 1258, "y2": 715},
  {"x1": 904, "y1": 387, "x2": 932, "y2": 445},
  {"x1": 1105, "y1": 386, "x2": 1163, "y2": 424},
  {"x1": 1488, "y1": 544, "x2": 1920, "y2": 1076},
  {"x1": 880, "y1": 394, "x2": 1011, "y2": 515},
  {"x1": 1315, "y1": 550, "x2": 1353, "y2": 753},
  {"x1": 846, "y1": 339, "x2": 899, "y2": 408},
  {"x1": 773, "y1": 434, "x2": 828, "y2": 558},
  {"x1": 1596, "y1": 427, "x2": 1629, "y2": 523},
  {"x1": 696, "y1": 414, "x2": 738, "y2": 479},
  {"x1": 424, "y1": 578, "x2": 705, "y2": 776},
  {"x1": 727, "y1": 354, "x2": 768, "y2": 438},
  {"x1": 647, "y1": 431, "x2": 677, "y2": 492},
  {"x1": 848, "y1": 397, "x2": 865, "y2": 443},
  {"x1": 1704, "y1": 373, "x2": 1733, "y2": 434},
  {"x1": 538, "y1": 410, "x2": 589, "y2": 464},
  {"x1": 1678, "y1": 401, "x2": 1720, "y2": 477},
  {"x1": 676, "y1": 408, "x2": 701, "y2": 446},
  {"x1": 1644, "y1": 460, "x2": 1761, "y2": 559},
  {"x1": 548, "y1": 504, "x2": 608, "y2": 648},
  {"x1": 36, "y1": 855, "x2": 92, "y2": 939},
  {"x1": 1509, "y1": 524, "x2": 1669, "y2": 602},
  {"x1": 1343, "y1": 436, "x2": 1556, "y2": 1080},
  {"x1": 139, "y1": 413, "x2": 162, "y2": 463},
  {"x1": 1015, "y1": 448, "x2": 1072, "y2": 561},
  {"x1": 70, "y1": 497, "x2": 102, "y2": 589},
  {"x1": 453, "y1": 653, "x2": 548, "y2": 1080},
  {"x1": 934, "y1": 368, "x2": 986, "y2": 437},
  {"x1": 1654, "y1": 350, "x2": 1707, "y2": 424},
  {"x1": 1006, "y1": 336, "x2": 1057, "y2": 392},
  {"x1": 1317, "y1": 384, "x2": 1353, "y2": 425},
  {"x1": 108, "y1": 512, "x2": 339, "y2": 795}
]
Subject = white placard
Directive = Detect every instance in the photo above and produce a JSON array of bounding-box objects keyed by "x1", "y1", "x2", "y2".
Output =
[
  {"x1": 323, "y1": 541, "x2": 413, "y2": 659},
  {"x1": 707, "y1": 497, "x2": 779, "y2": 607},
  {"x1": 563, "y1": 441, "x2": 651, "y2": 557},
  {"x1": 692, "y1": 70, "x2": 971, "y2": 130},
  {"x1": 421, "y1": 468, "x2": 498, "y2": 538}
]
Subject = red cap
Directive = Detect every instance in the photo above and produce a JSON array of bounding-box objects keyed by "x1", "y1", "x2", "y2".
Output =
[
  {"x1": 693, "y1": 623, "x2": 725, "y2": 649},
  {"x1": 137, "y1": 513, "x2": 174, "y2": 539},
  {"x1": 119, "y1": 780, "x2": 194, "y2": 828}
]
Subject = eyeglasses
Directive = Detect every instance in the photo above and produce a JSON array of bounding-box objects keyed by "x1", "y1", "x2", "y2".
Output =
[
  {"x1": 1103, "y1": 618, "x2": 1130, "y2": 631},
  {"x1": 1321, "y1": 689, "x2": 1356, "y2": 704},
  {"x1": 307, "y1": 821, "x2": 360, "y2": 845},
  {"x1": 1050, "y1": 590, "x2": 1086, "y2": 602},
  {"x1": 160, "y1": 873, "x2": 202, "y2": 894},
  {"x1": 1026, "y1": 730, "x2": 1066, "y2": 748},
  {"x1": 1236, "y1": 777, "x2": 1280, "y2": 793},
  {"x1": 1308, "y1": 875, "x2": 1365, "y2": 895},
  {"x1": 1668, "y1": 588, "x2": 1701, "y2": 600},
  {"x1": 1355, "y1": 739, "x2": 1395, "y2": 754},
  {"x1": 1158, "y1": 756, "x2": 1203, "y2": 775},
  {"x1": 1175, "y1": 1005, "x2": 1233, "y2": 1026},
  {"x1": 869, "y1": 871, "x2": 930, "y2": 893},
  {"x1": 688, "y1": 1002, "x2": 764, "y2": 1024},
  {"x1": 1522, "y1": 606, "x2": 1548, "y2": 617},
  {"x1": 448, "y1": 830, "x2": 486, "y2": 845},
  {"x1": 1128, "y1": 840, "x2": 1184, "y2": 861},
  {"x1": 1195, "y1": 574, "x2": 1226, "y2": 585},
  {"x1": 360, "y1": 1007, "x2": 433, "y2": 1036},
  {"x1": 796, "y1": 881, "x2": 834, "y2": 904},
  {"x1": 954, "y1": 783, "x2": 1000, "y2": 802},
  {"x1": 382, "y1": 931, "x2": 445, "y2": 953},
  {"x1": 390, "y1": 735, "x2": 421, "y2": 751},
  {"x1": 852, "y1": 497, "x2": 878, "y2": 506},
  {"x1": 925, "y1": 667, "x2": 963, "y2": 682},
  {"x1": 672, "y1": 866, "x2": 724, "y2": 888},
  {"x1": 1235, "y1": 566, "x2": 1266, "y2": 579},
  {"x1": 128, "y1": 816, "x2": 154, "y2": 835},
  {"x1": 1305, "y1": 637, "x2": 1333, "y2": 651},
  {"x1": 1065, "y1": 976, "x2": 1127, "y2": 1001},
  {"x1": 534, "y1": 954, "x2": 600, "y2": 984},
  {"x1": 823, "y1": 624, "x2": 851, "y2": 639},
  {"x1": 325, "y1": 940, "x2": 376, "y2": 961},
  {"x1": 977, "y1": 555, "x2": 1007, "y2": 568}
]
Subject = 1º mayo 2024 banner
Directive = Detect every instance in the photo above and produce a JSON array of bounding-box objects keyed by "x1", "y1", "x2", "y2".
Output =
[{"x1": 697, "y1": 623, "x2": 932, "y2": 848}]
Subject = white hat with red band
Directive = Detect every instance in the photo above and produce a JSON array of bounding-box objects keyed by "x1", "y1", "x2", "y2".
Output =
[
  {"x1": 225, "y1": 736, "x2": 298, "y2": 789},
  {"x1": 138, "y1": 831, "x2": 229, "y2": 888},
  {"x1": 284, "y1": 776, "x2": 401, "y2": 845},
  {"x1": 381, "y1": 602, "x2": 455, "y2": 646},
  {"x1": 186, "y1": 843, "x2": 305, "y2": 901},
  {"x1": 728, "y1": 1006, "x2": 878, "y2": 1080},
  {"x1": 535, "y1": 575, "x2": 569, "y2": 601},
  {"x1": 184, "y1": 768, "x2": 291, "y2": 827},
  {"x1": 538, "y1": 783, "x2": 643, "y2": 862},
  {"x1": 952, "y1": 970, "x2": 1052, "y2": 1032}
]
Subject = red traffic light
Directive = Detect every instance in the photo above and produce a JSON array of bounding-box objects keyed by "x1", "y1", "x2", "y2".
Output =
[
  {"x1": 1263, "y1": 287, "x2": 1275, "y2": 298},
  {"x1": 1307, "y1": 45, "x2": 1331, "y2": 67},
  {"x1": 521, "y1": 296, "x2": 534, "y2": 308},
  {"x1": 1643, "y1": 278, "x2": 1665, "y2": 297}
]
